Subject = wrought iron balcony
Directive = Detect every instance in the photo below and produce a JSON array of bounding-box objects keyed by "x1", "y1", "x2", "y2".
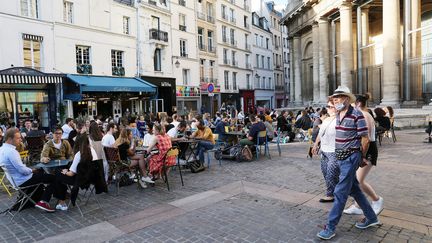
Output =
[
  {"x1": 207, "y1": 15, "x2": 215, "y2": 23},
  {"x1": 179, "y1": 25, "x2": 187, "y2": 31},
  {"x1": 77, "y1": 64, "x2": 92, "y2": 74},
  {"x1": 199, "y1": 43, "x2": 206, "y2": 51},
  {"x1": 112, "y1": 66, "x2": 125, "y2": 76},
  {"x1": 149, "y1": 28, "x2": 168, "y2": 42}
]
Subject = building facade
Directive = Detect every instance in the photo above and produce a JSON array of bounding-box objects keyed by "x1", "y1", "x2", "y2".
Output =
[
  {"x1": 282, "y1": 0, "x2": 432, "y2": 107},
  {"x1": 216, "y1": 0, "x2": 253, "y2": 112}
]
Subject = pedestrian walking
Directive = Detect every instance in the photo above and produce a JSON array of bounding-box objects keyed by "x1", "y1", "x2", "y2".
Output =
[
  {"x1": 317, "y1": 86, "x2": 380, "y2": 240},
  {"x1": 343, "y1": 94, "x2": 384, "y2": 215},
  {"x1": 312, "y1": 98, "x2": 338, "y2": 203}
]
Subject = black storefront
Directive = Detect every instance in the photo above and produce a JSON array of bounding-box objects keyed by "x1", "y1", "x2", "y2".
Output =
[
  {"x1": 221, "y1": 92, "x2": 241, "y2": 115},
  {"x1": 140, "y1": 76, "x2": 176, "y2": 115},
  {"x1": 0, "y1": 67, "x2": 63, "y2": 132}
]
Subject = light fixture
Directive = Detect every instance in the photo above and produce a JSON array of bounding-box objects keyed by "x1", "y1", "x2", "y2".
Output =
[
  {"x1": 175, "y1": 60, "x2": 180, "y2": 68},
  {"x1": 255, "y1": 73, "x2": 259, "y2": 78}
]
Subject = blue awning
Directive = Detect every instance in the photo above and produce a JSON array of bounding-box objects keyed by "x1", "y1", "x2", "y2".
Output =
[{"x1": 66, "y1": 74, "x2": 157, "y2": 93}]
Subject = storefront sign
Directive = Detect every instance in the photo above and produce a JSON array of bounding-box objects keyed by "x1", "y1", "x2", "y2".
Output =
[
  {"x1": 176, "y1": 86, "x2": 200, "y2": 97},
  {"x1": 161, "y1": 81, "x2": 172, "y2": 87}
]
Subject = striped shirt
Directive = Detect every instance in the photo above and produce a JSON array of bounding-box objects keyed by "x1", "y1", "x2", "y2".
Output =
[{"x1": 335, "y1": 106, "x2": 368, "y2": 150}]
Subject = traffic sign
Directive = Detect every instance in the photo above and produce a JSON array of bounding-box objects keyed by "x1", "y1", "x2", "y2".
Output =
[{"x1": 207, "y1": 83, "x2": 214, "y2": 93}]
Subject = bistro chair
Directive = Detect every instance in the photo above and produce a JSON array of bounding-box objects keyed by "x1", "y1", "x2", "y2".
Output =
[
  {"x1": 256, "y1": 131, "x2": 271, "y2": 159},
  {"x1": 0, "y1": 167, "x2": 12, "y2": 197},
  {"x1": 275, "y1": 128, "x2": 282, "y2": 157},
  {"x1": 161, "y1": 148, "x2": 183, "y2": 191},
  {"x1": 205, "y1": 134, "x2": 224, "y2": 168},
  {"x1": 0, "y1": 165, "x2": 43, "y2": 220},
  {"x1": 25, "y1": 135, "x2": 45, "y2": 163},
  {"x1": 104, "y1": 147, "x2": 130, "y2": 195},
  {"x1": 19, "y1": 150, "x2": 30, "y2": 166}
]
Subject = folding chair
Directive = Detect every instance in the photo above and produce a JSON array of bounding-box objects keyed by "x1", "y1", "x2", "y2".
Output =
[
  {"x1": 25, "y1": 136, "x2": 45, "y2": 163},
  {"x1": 19, "y1": 150, "x2": 30, "y2": 166},
  {"x1": 67, "y1": 159, "x2": 104, "y2": 217},
  {"x1": 275, "y1": 128, "x2": 282, "y2": 156},
  {"x1": 256, "y1": 131, "x2": 271, "y2": 159},
  {"x1": 161, "y1": 148, "x2": 184, "y2": 191},
  {"x1": 205, "y1": 134, "x2": 224, "y2": 168},
  {"x1": 104, "y1": 147, "x2": 130, "y2": 196},
  {"x1": 0, "y1": 165, "x2": 43, "y2": 220},
  {"x1": 0, "y1": 167, "x2": 12, "y2": 197}
]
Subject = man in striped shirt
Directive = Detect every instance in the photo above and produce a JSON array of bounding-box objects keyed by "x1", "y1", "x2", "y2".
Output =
[{"x1": 317, "y1": 86, "x2": 380, "y2": 240}]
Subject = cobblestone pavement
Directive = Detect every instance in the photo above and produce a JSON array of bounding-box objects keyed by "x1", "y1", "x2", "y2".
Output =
[{"x1": 0, "y1": 129, "x2": 431, "y2": 242}]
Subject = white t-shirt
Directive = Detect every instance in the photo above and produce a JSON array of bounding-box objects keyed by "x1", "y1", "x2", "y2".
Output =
[
  {"x1": 318, "y1": 117, "x2": 336, "y2": 153},
  {"x1": 69, "y1": 147, "x2": 98, "y2": 174},
  {"x1": 101, "y1": 133, "x2": 115, "y2": 147},
  {"x1": 61, "y1": 124, "x2": 73, "y2": 139},
  {"x1": 167, "y1": 126, "x2": 178, "y2": 138},
  {"x1": 143, "y1": 133, "x2": 155, "y2": 146},
  {"x1": 53, "y1": 140, "x2": 62, "y2": 150},
  {"x1": 171, "y1": 121, "x2": 179, "y2": 128}
]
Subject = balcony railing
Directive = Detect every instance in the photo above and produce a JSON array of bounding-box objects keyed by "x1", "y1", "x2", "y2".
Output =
[
  {"x1": 232, "y1": 61, "x2": 238, "y2": 67},
  {"x1": 199, "y1": 44, "x2": 206, "y2": 51},
  {"x1": 275, "y1": 85, "x2": 285, "y2": 91},
  {"x1": 222, "y1": 36, "x2": 229, "y2": 43},
  {"x1": 244, "y1": 23, "x2": 250, "y2": 29},
  {"x1": 245, "y1": 63, "x2": 252, "y2": 69},
  {"x1": 197, "y1": 11, "x2": 206, "y2": 20},
  {"x1": 223, "y1": 59, "x2": 230, "y2": 65},
  {"x1": 222, "y1": 13, "x2": 228, "y2": 20},
  {"x1": 179, "y1": 25, "x2": 187, "y2": 31},
  {"x1": 178, "y1": 0, "x2": 185, "y2": 6},
  {"x1": 112, "y1": 66, "x2": 125, "y2": 76},
  {"x1": 230, "y1": 17, "x2": 236, "y2": 24},
  {"x1": 148, "y1": 0, "x2": 157, "y2": 5},
  {"x1": 245, "y1": 44, "x2": 251, "y2": 51},
  {"x1": 180, "y1": 53, "x2": 188, "y2": 58},
  {"x1": 230, "y1": 40, "x2": 237, "y2": 47},
  {"x1": 207, "y1": 15, "x2": 215, "y2": 23},
  {"x1": 208, "y1": 46, "x2": 216, "y2": 53},
  {"x1": 149, "y1": 29, "x2": 168, "y2": 42},
  {"x1": 77, "y1": 64, "x2": 92, "y2": 74}
]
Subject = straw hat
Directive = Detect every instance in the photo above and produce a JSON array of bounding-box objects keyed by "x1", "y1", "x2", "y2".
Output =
[{"x1": 330, "y1": 86, "x2": 356, "y2": 104}]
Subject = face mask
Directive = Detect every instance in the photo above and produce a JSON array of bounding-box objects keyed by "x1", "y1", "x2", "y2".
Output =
[{"x1": 335, "y1": 103, "x2": 345, "y2": 111}]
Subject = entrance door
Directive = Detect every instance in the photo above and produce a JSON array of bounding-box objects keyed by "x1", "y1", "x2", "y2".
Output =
[
  {"x1": 143, "y1": 99, "x2": 164, "y2": 114},
  {"x1": 112, "y1": 101, "x2": 122, "y2": 123},
  {"x1": 87, "y1": 101, "x2": 97, "y2": 119}
]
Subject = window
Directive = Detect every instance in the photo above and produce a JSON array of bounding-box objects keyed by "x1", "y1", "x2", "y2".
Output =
[
  {"x1": 232, "y1": 72, "x2": 237, "y2": 90},
  {"x1": 222, "y1": 26, "x2": 227, "y2": 42},
  {"x1": 198, "y1": 28, "x2": 204, "y2": 49},
  {"x1": 76, "y1": 45, "x2": 91, "y2": 74},
  {"x1": 229, "y1": 8, "x2": 235, "y2": 23},
  {"x1": 208, "y1": 31, "x2": 214, "y2": 51},
  {"x1": 21, "y1": 0, "x2": 38, "y2": 18},
  {"x1": 245, "y1": 54, "x2": 250, "y2": 68},
  {"x1": 223, "y1": 48, "x2": 228, "y2": 64},
  {"x1": 256, "y1": 54, "x2": 259, "y2": 68},
  {"x1": 63, "y1": 1, "x2": 73, "y2": 23},
  {"x1": 152, "y1": 16, "x2": 160, "y2": 29},
  {"x1": 261, "y1": 55, "x2": 264, "y2": 68},
  {"x1": 231, "y1": 50, "x2": 236, "y2": 66},
  {"x1": 209, "y1": 60, "x2": 215, "y2": 81},
  {"x1": 267, "y1": 57, "x2": 270, "y2": 69},
  {"x1": 255, "y1": 34, "x2": 258, "y2": 45},
  {"x1": 76, "y1": 45, "x2": 90, "y2": 65},
  {"x1": 179, "y1": 14, "x2": 186, "y2": 31},
  {"x1": 154, "y1": 48, "x2": 161, "y2": 71},
  {"x1": 221, "y1": 5, "x2": 227, "y2": 19},
  {"x1": 246, "y1": 74, "x2": 251, "y2": 89},
  {"x1": 123, "y1": 16, "x2": 130, "y2": 34},
  {"x1": 244, "y1": 15, "x2": 248, "y2": 28},
  {"x1": 178, "y1": 0, "x2": 186, "y2": 6},
  {"x1": 230, "y1": 29, "x2": 235, "y2": 45},
  {"x1": 207, "y1": 3, "x2": 213, "y2": 18},
  {"x1": 182, "y1": 69, "x2": 190, "y2": 85},
  {"x1": 200, "y1": 59, "x2": 205, "y2": 81},
  {"x1": 269, "y1": 77, "x2": 272, "y2": 89},
  {"x1": 260, "y1": 36, "x2": 264, "y2": 47},
  {"x1": 266, "y1": 38, "x2": 269, "y2": 49},
  {"x1": 224, "y1": 71, "x2": 229, "y2": 90},
  {"x1": 23, "y1": 36, "x2": 42, "y2": 70},
  {"x1": 111, "y1": 50, "x2": 124, "y2": 76},
  {"x1": 180, "y1": 39, "x2": 187, "y2": 57}
]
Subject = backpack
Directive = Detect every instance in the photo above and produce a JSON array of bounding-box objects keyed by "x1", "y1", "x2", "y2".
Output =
[
  {"x1": 190, "y1": 160, "x2": 205, "y2": 173},
  {"x1": 229, "y1": 145, "x2": 253, "y2": 162}
]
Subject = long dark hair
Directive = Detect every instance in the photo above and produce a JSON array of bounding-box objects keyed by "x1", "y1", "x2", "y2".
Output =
[
  {"x1": 89, "y1": 122, "x2": 103, "y2": 141},
  {"x1": 79, "y1": 134, "x2": 93, "y2": 164}
]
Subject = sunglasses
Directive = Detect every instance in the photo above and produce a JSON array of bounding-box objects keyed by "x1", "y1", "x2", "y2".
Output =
[{"x1": 326, "y1": 105, "x2": 335, "y2": 109}]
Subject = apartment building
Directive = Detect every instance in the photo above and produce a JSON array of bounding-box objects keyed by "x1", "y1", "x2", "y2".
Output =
[
  {"x1": 216, "y1": 0, "x2": 253, "y2": 112},
  {"x1": 251, "y1": 12, "x2": 274, "y2": 110},
  {"x1": 171, "y1": 0, "x2": 200, "y2": 115},
  {"x1": 197, "y1": 0, "x2": 220, "y2": 114}
]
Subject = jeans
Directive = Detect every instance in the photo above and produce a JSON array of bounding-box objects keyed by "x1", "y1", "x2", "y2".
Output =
[
  {"x1": 196, "y1": 141, "x2": 214, "y2": 164},
  {"x1": 327, "y1": 151, "x2": 377, "y2": 231},
  {"x1": 20, "y1": 172, "x2": 56, "y2": 203},
  {"x1": 320, "y1": 152, "x2": 339, "y2": 197}
]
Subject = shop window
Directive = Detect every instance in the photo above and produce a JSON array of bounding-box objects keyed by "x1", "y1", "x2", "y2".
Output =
[
  {"x1": 154, "y1": 48, "x2": 161, "y2": 71},
  {"x1": 111, "y1": 50, "x2": 124, "y2": 76},
  {"x1": 76, "y1": 45, "x2": 92, "y2": 74},
  {"x1": 21, "y1": 0, "x2": 38, "y2": 18},
  {"x1": 0, "y1": 92, "x2": 16, "y2": 124},
  {"x1": 23, "y1": 35, "x2": 42, "y2": 71},
  {"x1": 63, "y1": 1, "x2": 73, "y2": 23}
]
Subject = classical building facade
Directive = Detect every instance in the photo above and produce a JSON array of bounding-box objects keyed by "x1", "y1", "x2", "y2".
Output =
[{"x1": 282, "y1": 0, "x2": 432, "y2": 107}]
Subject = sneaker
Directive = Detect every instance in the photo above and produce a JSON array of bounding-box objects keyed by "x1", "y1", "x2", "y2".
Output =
[
  {"x1": 371, "y1": 196, "x2": 384, "y2": 215},
  {"x1": 141, "y1": 176, "x2": 155, "y2": 184},
  {"x1": 316, "y1": 225, "x2": 335, "y2": 240},
  {"x1": 178, "y1": 159, "x2": 188, "y2": 165},
  {"x1": 55, "y1": 204, "x2": 68, "y2": 211},
  {"x1": 343, "y1": 204, "x2": 363, "y2": 215},
  {"x1": 129, "y1": 173, "x2": 136, "y2": 179},
  {"x1": 35, "y1": 201, "x2": 55, "y2": 213},
  {"x1": 355, "y1": 217, "x2": 381, "y2": 229},
  {"x1": 187, "y1": 157, "x2": 196, "y2": 162},
  {"x1": 138, "y1": 180, "x2": 147, "y2": 188}
]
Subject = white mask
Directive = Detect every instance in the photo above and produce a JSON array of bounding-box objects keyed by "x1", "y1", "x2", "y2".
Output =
[{"x1": 335, "y1": 103, "x2": 345, "y2": 111}]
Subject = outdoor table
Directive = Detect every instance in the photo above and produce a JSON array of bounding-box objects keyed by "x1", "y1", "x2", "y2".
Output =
[
  {"x1": 225, "y1": 131, "x2": 247, "y2": 138},
  {"x1": 177, "y1": 139, "x2": 201, "y2": 161},
  {"x1": 33, "y1": 159, "x2": 71, "y2": 174}
]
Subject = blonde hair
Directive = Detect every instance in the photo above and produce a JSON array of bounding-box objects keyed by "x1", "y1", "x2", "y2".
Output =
[
  {"x1": 153, "y1": 124, "x2": 166, "y2": 135},
  {"x1": 114, "y1": 128, "x2": 131, "y2": 147}
]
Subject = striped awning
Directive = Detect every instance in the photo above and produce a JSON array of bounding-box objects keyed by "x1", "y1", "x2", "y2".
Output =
[{"x1": 0, "y1": 74, "x2": 62, "y2": 84}]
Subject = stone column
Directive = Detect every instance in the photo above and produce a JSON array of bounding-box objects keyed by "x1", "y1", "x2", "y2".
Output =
[
  {"x1": 361, "y1": 7, "x2": 370, "y2": 68},
  {"x1": 339, "y1": 1, "x2": 354, "y2": 91},
  {"x1": 293, "y1": 35, "x2": 302, "y2": 104},
  {"x1": 318, "y1": 18, "x2": 330, "y2": 103},
  {"x1": 289, "y1": 38, "x2": 295, "y2": 103},
  {"x1": 312, "y1": 22, "x2": 320, "y2": 103},
  {"x1": 381, "y1": 0, "x2": 401, "y2": 106}
]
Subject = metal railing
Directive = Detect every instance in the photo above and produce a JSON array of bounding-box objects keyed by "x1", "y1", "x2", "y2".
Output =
[
  {"x1": 149, "y1": 29, "x2": 168, "y2": 42},
  {"x1": 199, "y1": 44, "x2": 206, "y2": 51},
  {"x1": 208, "y1": 46, "x2": 216, "y2": 53},
  {"x1": 207, "y1": 15, "x2": 215, "y2": 23},
  {"x1": 223, "y1": 59, "x2": 230, "y2": 65},
  {"x1": 179, "y1": 25, "x2": 186, "y2": 31},
  {"x1": 197, "y1": 12, "x2": 206, "y2": 20},
  {"x1": 230, "y1": 40, "x2": 237, "y2": 47},
  {"x1": 178, "y1": 0, "x2": 185, "y2": 6}
]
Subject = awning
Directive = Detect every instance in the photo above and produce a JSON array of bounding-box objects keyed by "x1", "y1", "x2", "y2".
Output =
[
  {"x1": 67, "y1": 74, "x2": 157, "y2": 93},
  {"x1": 0, "y1": 67, "x2": 63, "y2": 84}
]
